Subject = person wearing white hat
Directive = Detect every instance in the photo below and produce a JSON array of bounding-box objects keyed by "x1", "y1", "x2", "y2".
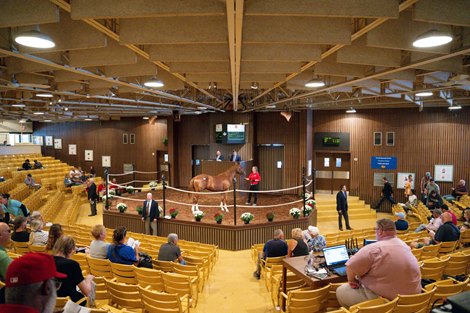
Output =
[
  {"x1": 394, "y1": 212, "x2": 408, "y2": 231},
  {"x1": 302, "y1": 226, "x2": 326, "y2": 252}
]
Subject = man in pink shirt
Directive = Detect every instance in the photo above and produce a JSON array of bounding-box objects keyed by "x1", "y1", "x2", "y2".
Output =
[{"x1": 336, "y1": 218, "x2": 421, "y2": 307}]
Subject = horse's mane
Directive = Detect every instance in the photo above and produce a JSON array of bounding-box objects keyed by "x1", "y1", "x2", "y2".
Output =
[{"x1": 216, "y1": 164, "x2": 241, "y2": 178}]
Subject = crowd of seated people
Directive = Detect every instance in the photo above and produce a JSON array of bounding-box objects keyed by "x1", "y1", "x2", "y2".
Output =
[
  {"x1": 411, "y1": 212, "x2": 461, "y2": 248},
  {"x1": 20, "y1": 159, "x2": 43, "y2": 171}
]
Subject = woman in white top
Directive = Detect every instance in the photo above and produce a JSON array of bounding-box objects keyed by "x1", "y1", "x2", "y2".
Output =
[
  {"x1": 89, "y1": 224, "x2": 110, "y2": 259},
  {"x1": 30, "y1": 219, "x2": 49, "y2": 246}
]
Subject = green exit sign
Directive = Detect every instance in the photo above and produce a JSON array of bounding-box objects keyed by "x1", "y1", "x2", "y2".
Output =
[{"x1": 323, "y1": 137, "x2": 341, "y2": 146}]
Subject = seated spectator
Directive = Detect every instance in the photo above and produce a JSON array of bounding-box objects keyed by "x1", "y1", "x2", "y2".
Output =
[
  {"x1": 0, "y1": 222, "x2": 12, "y2": 282},
  {"x1": 33, "y1": 160, "x2": 43, "y2": 169},
  {"x1": 427, "y1": 190, "x2": 443, "y2": 211},
  {"x1": 53, "y1": 236, "x2": 94, "y2": 305},
  {"x1": 109, "y1": 178, "x2": 122, "y2": 195},
  {"x1": 461, "y1": 208, "x2": 470, "y2": 231},
  {"x1": 441, "y1": 204, "x2": 457, "y2": 225},
  {"x1": 444, "y1": 179, "x2": 468, "y2": 201},
  {"x1": 158, "y1": 233, "x2": 186, "y2": 264},
  {"x1": 46, "y1": 224, "x2": 63, "y2": 251},
  {"x1": 97, "y1": 181, "x2": 106, "y2": 199},
  {"x1": 253, "y1": 229, "x2": 287, "y2": 280},
  {"x1": 89, "y1": 224, "x2": 110, "y2": 259},
  {"x1": 77, "y1": 167, "x2": 87, "y2": 182},
  {"x1": 22, "y1": 159, "x2": 32, "y2": 171},
  {"x1": 30, "y1": 219, "x2": 49, "y2": 246},
  {"x1": 89, "y1": 166, "x2": 96, "y2": 177},
  {"x1": 2, "y1": 253, "x2": 65, "y2": 313},
  {"x1": 64, "y1": 174, "x2": 74, "y2": 188},
  {"x1": 24, "y1": 173, "x2": 41, "y2": 190},
  {"x1": 107, "y1": 226, "x2": 139, "y2": 265},
  {"x1": 415, "y1": 209, "x2": 442, "y2": 232},
  {"x1": 394, "y1": 212, "x2": 409, "y2": 231},
  {"x1": 303, "y1": 226, "x2": 326, "y2": 252},
  {"x1": 30, "y1": 210, "x2": 43, "y2": 222},
  {"x1": 287, "y1": 228, "x2": 309, "y2": 257},
  {"x1": 401, "y1": 190, "x2": 418, "y2": 212},
  {"x1": 69, "y1": 167, "x2": 81, "y2": 184},
  {"x1": 11, "y1": 216, "x2": 30, "y2": 243},
  {"x1": 430, "y1": 212, "x2": 460, "y2": 244},
  {"x1": 0, "y1": 193, "x2": 30, "y2": 223},
  {"x1": 336, "y1": 218, "x2": 421, "y2": 307}
]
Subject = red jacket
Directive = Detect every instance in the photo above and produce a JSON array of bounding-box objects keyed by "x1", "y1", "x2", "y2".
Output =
[
  {"x1": 0, "y1": 304, "x2": 39, "y2": 313},
  {"x1": 248, "y1": 172, "x2": 261, "y2": 185}
]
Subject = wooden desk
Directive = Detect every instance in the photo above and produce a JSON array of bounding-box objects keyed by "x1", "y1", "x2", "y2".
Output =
[{"x1": 281, "y1": 256, "x2": 347, "y2": 309}]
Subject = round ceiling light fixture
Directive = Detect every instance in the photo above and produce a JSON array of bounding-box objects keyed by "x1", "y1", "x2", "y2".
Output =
[
  {"x1": 144, "y1": 77, "x2": 164, "y2": 88},
  {"x1": 346, "y1": 107, "x2": 357, "y2": 114},
  {"x1": 305, "y1": 79, "x2": 325, "y2": 88},
  {"x1": 14, "y1": 30, "x2": 55, "y2": 49},
  {"x1": 36, "y1": 93, "x2": 53, "y2": 98},
  {"x1": 415, "y1": 91, "x2": 433, "y2": 97},
  {"x1": 412, "y1": 30, "x2": 453, "y2": 48}
]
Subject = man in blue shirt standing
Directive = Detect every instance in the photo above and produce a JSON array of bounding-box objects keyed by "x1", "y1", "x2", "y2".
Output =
[{"x1": 253, "y1": 229, "x2": 287, "y2": 279}]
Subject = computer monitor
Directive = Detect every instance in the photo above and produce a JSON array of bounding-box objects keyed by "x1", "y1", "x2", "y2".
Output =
[
  {"x1": 363, "y1": 239, "x2": 377, "y2": 246},
  {"x1": 323, "y1": 245, "x2": 350, "y2": 266}
]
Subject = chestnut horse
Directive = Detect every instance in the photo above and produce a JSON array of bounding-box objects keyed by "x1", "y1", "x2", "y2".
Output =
[{"x1": 188, "y1": 164, "x2": 246, "y2": 213}]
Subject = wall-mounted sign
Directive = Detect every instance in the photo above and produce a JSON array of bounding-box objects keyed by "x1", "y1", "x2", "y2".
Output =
[
  {"x1": 371, "y1": 156, "x2": 397, "y2": 170},
  {"x1": 434, "y1": 165, "x2": 453, "y2": 182},
  {"x1": 32, "y1": 136, "x2": 43, "y2": 145},
  {"x1": 45, "y1": 136, "x2": 53, "y2": 146},
  {"x1": 322, "y1": 136, "x2": 341, "y2": 146},
  {"x1": 373, "y1": 173, "x2": 395, "y2": 187},
  {"x1": 84, "y1": 150, "x2": 93, "y2": 161},
  {"x1": 102, "y1": 156, "x2": 111, "y2": 168},
  {"x1": 54, "y1": 138, "x2": 62, "y2": 150},
  {"x1": 68, "y1": 144, "x2": 77, "y2": 155}
]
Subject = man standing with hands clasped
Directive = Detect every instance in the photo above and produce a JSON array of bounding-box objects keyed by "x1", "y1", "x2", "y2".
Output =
[
  {"x1": 142, "y1": 193, "x2": 159, "y2": 236},
  {"x1": 336, "y1": 185, "x2": 352, "y2": 231}
]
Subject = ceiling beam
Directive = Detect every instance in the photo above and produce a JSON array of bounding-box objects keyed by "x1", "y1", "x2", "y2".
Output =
[
  {"x1": 247, "y1": 0, "x2": 419, "y2": 106},
  {"x1": 49, "y1": 0, "x2": 224, "y2": 106}
]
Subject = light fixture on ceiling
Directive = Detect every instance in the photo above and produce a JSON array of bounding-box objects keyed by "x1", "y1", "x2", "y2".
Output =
[
  {"x1": 448, "y1": 104, "x2": 462, "y2": 110},
  {"x1": 64, "y1": 107, "x2": 69, "y2": 111},
  {"x1": 142, "y1": 116, "x2": 149, "y2": 120},
  {"x1": 36, "y1": 92, "x2": 53, "y2": 98},
  {"x1": 251, "y1": 82, "x2": 259, "y2": 90},
  {"x1": 346, "y1": 107, "x2": 357, "y2": 114},
  {"x1": 33, "y1": 112, "x2": 44, "y2": 115},
  {"x1": 265, "y1": 104, "x2": 276, "y2": 109},
  {"x1": 305, "y1": 77, "x2": 325, "y2": 88},
  {"x1": 144, "y1": 68, "x2": 164, "y2": 88},
  {"x1": 208, "y1": 82, "x2": 217, "y2": 90},
  {"x1": 412, "y1": 29, "x2": 453, "y2": 48},
  {"x1": 14, "y1": 28, "x2": 55, "y2": 49},
  {"x1": 415, "y1": 91, "x2": 433, "y2": 97},
  {"x1": 11, "y1": 103, "x2": 26, "y2": 108},
  {"x1": 84, "y1": 117, "x2": 92, "y2": 121},
  {"x1": 44, "y1": 119, "x2": 52, "y2": 122}
]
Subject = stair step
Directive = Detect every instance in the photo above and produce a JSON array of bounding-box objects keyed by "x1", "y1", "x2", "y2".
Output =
[
  {"x1": 316, "y1": 203, "x2": 367, "y2": 209},
  {"x1": 318, "y1": 213, "x2": 377, "y2": 222}
]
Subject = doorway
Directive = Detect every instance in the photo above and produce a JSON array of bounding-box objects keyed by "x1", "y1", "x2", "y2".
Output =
[
  {"x1": 315, "y1": 152, "x2": 350, "y2": 194},
  {"x1": 257, "y1": 145, "x2": 284, "y2": 191},
  {"x1": 156, "y1": 150, "x2": 169, "y2": 184},
  {"x1": 191, "y1": 145, "x2": 209, "y2": 177}
]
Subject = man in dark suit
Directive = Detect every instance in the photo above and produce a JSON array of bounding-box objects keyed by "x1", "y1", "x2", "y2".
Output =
[
  {"x1": 230, "y1": 150, "x2": 241, "y2": 162},
  {"x1": 336, "y1": 185, "x2": 351, "y2": 231},
  {"x1": 375, "y1": 177, "x2": 396, "y2": 210},
  {"x1": 87, "y1": 178, "x2": 98, "y2": 216},
  {"x1": 142, "y1": 192, "x2": 159, "y2": 236}
]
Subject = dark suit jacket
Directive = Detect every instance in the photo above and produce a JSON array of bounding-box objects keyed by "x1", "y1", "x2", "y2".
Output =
[
  {"x1": 382, "y1": 182, "x2": 393, "y2": 196},
  {"x1": 336, "y1": 191, "x2": 348, "y2": 211},
  {"x1": 216, "y1": 155, "x2": 224, "y2": 161},
  {"x1": 87, "y1": 183, "x2": 98, "y2": 201},
  {"x1": 142, "y1": 199, "x2": 159, "y2": 221},
  {"x1": 230, "y1": 154, "x2": 241, "y2": 162}
]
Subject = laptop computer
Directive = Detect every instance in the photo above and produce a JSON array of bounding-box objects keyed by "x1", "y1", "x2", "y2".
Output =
[
  {"x1": 363, "y1": 239, "x2": 377, "y2": 246},
  {"x1": 323, "y1": 245, "x2": 350, "y2": 276}
]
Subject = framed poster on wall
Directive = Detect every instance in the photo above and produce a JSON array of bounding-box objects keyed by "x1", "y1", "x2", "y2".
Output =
[
  {"x1": 373, "y1": 173, "x2": 394, "y2": 187},
  {"x1": 102, "y1": 156, "x2": 111, "y2": 168},
  {"x1": 123, "y1": 133, "x2": 128, "y2": 144},
  {"x1": 434, "y1": 165, "x2": 453, "y2": 182},
  {"x1": 68, "y1": 144, "x2": 77, "y2": 155},
  {"x1": 54, "y1": 138, "x2": 62, "y2": 149},
  {"x1": 373, "y1": 132, "x2": 382, "y2": 146},
  {"x1": 84, "y1": 150, "x2": 93, "y2": 161},
  {"x1": 32, "y1": 136, "x2": 43, "y2": 145},
  {"x1": 130, "y1": 133, "x2": 135, "y2": 144},
  {"x1": 45, "y1": 136, "x2": 53, "y2": 146},
  {"x1": 397, "y1": 173, "x2": 415, "y2": 189}
]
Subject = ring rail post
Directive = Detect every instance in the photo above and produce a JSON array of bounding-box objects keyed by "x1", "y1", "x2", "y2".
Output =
[
  {"x1": 105, "y1": 168, "x2": 109, "y2": 210},
  {"x1": 133, "y1": 168, "x2": 136, "y2": 188},
  {"x1": 162, "y1": 174, "x2": 166, "y2": 217},
  {"x1": 302, "y1": 167, "x2": 307, "y2": 217},
  {"x1": 233, "y1": 177, "x2": 237, "y2": 225}
]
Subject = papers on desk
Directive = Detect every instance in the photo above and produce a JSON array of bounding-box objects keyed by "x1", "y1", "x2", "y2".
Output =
[
  {"x1": 127, "y1": 237, "x2": 140, "y2": 249},
  {"x1": 306, "y1": 268, "x2": 329, "y2": 280}
]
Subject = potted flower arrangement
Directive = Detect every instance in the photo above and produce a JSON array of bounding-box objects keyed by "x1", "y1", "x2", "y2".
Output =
[
  {"x1": 117, "y1": 202, "x2": 128, "y2": 213},
  {"x1": 193, "y1": 210, "x2": 204, "y2": 222},
  {"x1": 136, "y1": 206, "x2": 143, "y2": 216},
  {"x1": 169, "y1": 208, "x2": 179, "y2": 219},
  {"x1": 289, "y1": 208, "x2": 301, "y2": 219},
  {"x1": 149, "y1": 181, "x2": 158, "y2": 191},
  {"x1": 102, "y1": 195, "x2": 113, "y2": 208},
  {"x1": 302, "y1": 205, "x2": 313, "y2": 217},
  {"x1": 241, "y1": 212, "x2": 254, "y2": 224},
  {"x1": 266, "y1": 212, "x2": 275, "y2": 222},
  {"x1": 306, "y1": 198, "x2": 316, "y2": 207},
  {"x1": 126, "y1": 186, "x2": 135, "y2": 194},
  {"x1": 214, "y1": 212, "x2": 224, "y2": 224}
]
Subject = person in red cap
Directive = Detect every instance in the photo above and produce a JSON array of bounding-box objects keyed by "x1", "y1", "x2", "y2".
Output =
[{"x1": 0, "y1": 252, "x2": 66, "y2": 313}]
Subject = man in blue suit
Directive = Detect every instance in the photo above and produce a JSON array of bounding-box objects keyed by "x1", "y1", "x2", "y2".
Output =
[
  {"x1": 230, "y1": 150, "x2": 241, "y2": 162},
  {"x1": 336, "y1": 185, "x2": 352, "y2": 231},
  {"x1": 142, "y1": 193, "x2": 159, "y2": 236}
]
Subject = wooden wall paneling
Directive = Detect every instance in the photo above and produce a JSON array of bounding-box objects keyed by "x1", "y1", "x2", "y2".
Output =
[{"x1": 313, "y1": 109, "x2": 470, "y2": 205}]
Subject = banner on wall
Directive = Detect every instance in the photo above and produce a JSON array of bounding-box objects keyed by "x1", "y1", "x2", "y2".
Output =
[{"x1": 371, "y1": 156, "x2": 397, "y2": 170}]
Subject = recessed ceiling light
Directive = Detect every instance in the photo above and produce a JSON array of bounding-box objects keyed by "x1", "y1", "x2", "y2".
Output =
[
  {"x1": 305, "y1": 79, "x2": 325, "y2": 88},
  {"x1": 142, "y1": 116, "x2": 149, "y2": 120},
  {"x1": 265, "y1": 104, "x2": 276, "y2": 109},
  {"x1": 36, "y1": 93, "x2": 53, "y2": 98},
  {"x1": 346, "y1": 108, "x2": 356, "y2": 114},
  {"x1": 44, "y1": 119, "x2": 52, "y2": 122},
  {"x1": 84, "y1": 118, "x2": 92, "y2": 121},
  {"x1": 14, "y1": 30, "x2": 55, "y2": 49},
  {"x1": 197, "y1": 107, "x2": 208, "y2": 110},
  {"x1": 448, "y1": 105, "x2": 462, "y2": 110},
  {"x1": 12, "y1": 103, "x2": 26, "y2": 108},
  {"x1": 415, "y1": 91, "x2": 433, "y2": 97},
  {"x1": 33, "y1": 112, "x2": 44, "y2": 115},
  {"x1": 144, "y1": 78, "x2": 164, "y2": 88},
  {"x1": 413, "y1": 30, "x2": 453, "y2": 48}
]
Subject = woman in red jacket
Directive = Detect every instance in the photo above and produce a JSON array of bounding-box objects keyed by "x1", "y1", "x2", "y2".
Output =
[{"x1": 245, "y1": 166, "x2": 261, "y2": 206}]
